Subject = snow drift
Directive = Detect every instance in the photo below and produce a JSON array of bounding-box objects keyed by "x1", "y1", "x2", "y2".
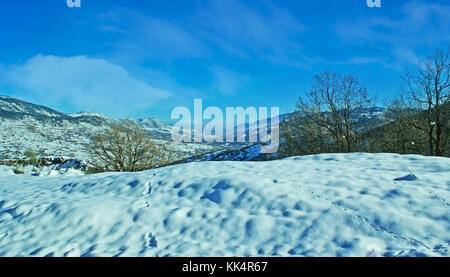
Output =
[{"x1": 0, "y1": 153, "x2": 449, "y2": 257}]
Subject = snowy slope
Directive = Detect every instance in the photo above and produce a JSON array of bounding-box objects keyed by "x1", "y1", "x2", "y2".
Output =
[
  {"x1": 0, "y1": 95, "x2": 108, "y2": 159},
  {"x1": 136, "y1": 118, "x2": 173, "y2": 140},
  {"x1": 186, "y1": 144, "x2": 277, "y2": 162},
  {"x1": 0, "y1": 153, "x2": 449, "y2": 257},
  {"x1": 0, "y1": 96, "x2": 220, "y2": 161}
]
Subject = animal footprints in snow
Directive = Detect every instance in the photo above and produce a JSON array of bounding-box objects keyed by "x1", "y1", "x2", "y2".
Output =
[
  {"x1": 428, "y1": 191, "x2": 450, "y2": 211},
  {"x1": 144, "y1": 232, "x2": 158, "y2": 249},
  {"x1": 143, "y1": 183, "x2": 152, "y2": 196},
  {"x1": 141, "y1": 200, "x2": 151, "y2": 209},
  {"x1": 138, "y1": 183, "x2": 153, "y2": 209},
  {"x1": 300, "y1": 186, "x2": 434, "y2": 253}
]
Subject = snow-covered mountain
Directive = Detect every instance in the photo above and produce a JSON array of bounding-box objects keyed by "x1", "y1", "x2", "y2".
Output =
[
  {"x1": 189, "y1": 107, "x2": 387, "y2": 162},
  {"x1": 0, "y1": 95, "x2": 388, "y2": 163},
  {"x1": 0, "y1": 95, "x2": 108, "y2": 160},
  {"x1": 0, "y1": 95, "x2": 220, "y2": 161},
  {"x1": 0, "y1": 95, "x2": 108, "y2": 125},
  {"x1": 135, "y1": 118, "x2": 173, "y2": 140},
  {"x1": 67, "y1": 111, "x2": 110, "y2": 120},
  {"x1": 184, "y1": 144, "x2": 276, "y2": 162}
]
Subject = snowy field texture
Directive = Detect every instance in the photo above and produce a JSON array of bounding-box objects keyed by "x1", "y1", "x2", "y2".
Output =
[{"x1": 0, "y1": 153, "x2": 449, "y2": 257}]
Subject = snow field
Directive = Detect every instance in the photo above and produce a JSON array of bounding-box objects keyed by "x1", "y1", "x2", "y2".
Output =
[{"x1": 0, "y1": 153, "x2": 449, "y2": 257}]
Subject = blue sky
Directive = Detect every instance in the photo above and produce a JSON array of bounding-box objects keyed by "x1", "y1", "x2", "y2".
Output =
[{"x1": 0, "y1": 0, "x2": 449, "y2": 120}]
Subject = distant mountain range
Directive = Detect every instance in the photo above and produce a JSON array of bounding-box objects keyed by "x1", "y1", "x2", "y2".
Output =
[
  {"x1": 0, "y1": 95, "x2": 387, "y2": 162},
  {"x1": 0, "y1": 95, "x2": 221, "y2": 161}
]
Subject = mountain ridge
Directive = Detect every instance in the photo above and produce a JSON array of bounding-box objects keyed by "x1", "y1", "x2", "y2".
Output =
[
  {"x1": 0, "y1": 95, "x2": 387, "y2": 162},
  {"x1": 0, "y1": 95, "x2": 220, "y2": 160}
]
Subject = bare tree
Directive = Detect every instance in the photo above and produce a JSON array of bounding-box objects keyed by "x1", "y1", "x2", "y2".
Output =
[
  {"x1": 293, "y1": 71, "x2": 371, "y2": 153},
  {"x1": 279, "y1": 114, "x2": 329, "y2": 156},
  {"x1": 89, "y1": 120, "x2": 167, "y2": 172},
  {"x1": 404, "y1": 47, "x2": 450, "y2": 156},
  {"x1": 368, "y1": 96, "x2": 425, "y2": 154}
]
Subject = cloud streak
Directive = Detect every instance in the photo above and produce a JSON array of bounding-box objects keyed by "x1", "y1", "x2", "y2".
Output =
[
  {"x1": 95, "y1": 0, "x2": 309, "y2": 67},
  {"x1": 334, "y1": 0, "x2": 450, "y2": 67},
  {"x1": 194, "y1": 0, "x2": 307, "y2": 66}
]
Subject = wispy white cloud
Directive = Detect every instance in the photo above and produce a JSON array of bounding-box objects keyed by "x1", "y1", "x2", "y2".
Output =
[
  {"x1": 92, "y1": 8, "x2": 210, "y2": 62},
  {"x1": 1, "y1": 55, "x2": 172, "y2": 117},
  {"x1": 94, "y1": 0, "x2": 309, "y2": 67},
  {"x1": 194, "y1": 0, "x2": 308, "y2": 66},
  {"x1": 334, "y1": 0, "x2": 450, "y2": 66},
  {"x1": 87, "y1": 0, "x2": 313, "y2": 101}
]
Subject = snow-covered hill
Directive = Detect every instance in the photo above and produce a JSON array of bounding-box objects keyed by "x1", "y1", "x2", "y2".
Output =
[
  {"x1": 136, "y1": 118, "x2": 173, "y2": 140},
  {"x1": 0, "y1": 96, "x2": 107, "y2": 160},
  {"x1": 0, "y1": 95, "x2": 220, "y2": 161},
  {"x1": 185, "y1": 143, "x2": 277, "y2": 162},
  {"x1": 0, "y1": 95, "x2": 388, "y2": 163},
  {"x1": 0, "y1": 153, "x2": 448, "y2": 257}
]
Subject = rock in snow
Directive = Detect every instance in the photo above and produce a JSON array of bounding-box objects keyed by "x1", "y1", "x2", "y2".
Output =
[
  {"x1": 394, "y1": 174, "x2": 419, "y2": 182},
  {"x1": 0, "y1": 153, "x2": 449, "y2": 257}
]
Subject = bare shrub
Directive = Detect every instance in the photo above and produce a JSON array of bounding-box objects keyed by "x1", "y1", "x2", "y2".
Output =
[{"x1": 89, "y1": 120, "x2": 168, "y2": 172}]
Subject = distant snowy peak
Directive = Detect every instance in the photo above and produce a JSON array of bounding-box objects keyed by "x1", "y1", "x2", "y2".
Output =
[
  {"x1": 135, "y1": 118, "x2": 173, "y2": 140},
  {"x1": 0, "y1": 95, "x2": 112, "y2": 127},
  {"x1": 68, "y1": 111, "x2": 110, "y2": 119},
  {"x1": 0, "y1": 95, "x2": 65, "y2": 119},
  {"x1": 355, "y1": 107, "x2": 386, "y2": 119},
  {"x1": 136, "y1": 117, "x2": 170, "y2": 129}
]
